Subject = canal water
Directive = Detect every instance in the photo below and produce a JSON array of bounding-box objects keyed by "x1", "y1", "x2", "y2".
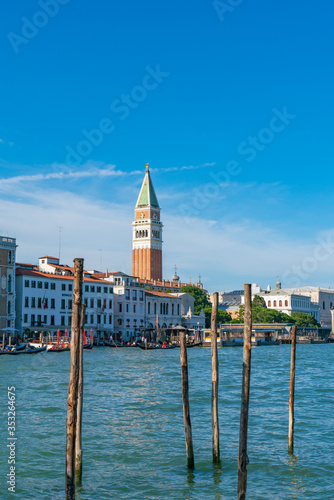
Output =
[{"x1": 0, "y1": 344, "x2": 333, "y2": 499}]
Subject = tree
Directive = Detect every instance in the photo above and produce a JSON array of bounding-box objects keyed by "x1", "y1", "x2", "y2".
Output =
[
  {"x1": 180, "y1": 285, "x2": 210, "y2": 315},
  {"x1": 238, "y1": 303, "x2": 295, "y2": 324},
  {"x1": 203, "y1": 306, "x2": 232, "y2": 328},
  {"x1": 291, "y1": 312, "x2": 319, "y2": 327},
  {"x1": 252, "y1": 295, "x2": 266, "y2": 308}
]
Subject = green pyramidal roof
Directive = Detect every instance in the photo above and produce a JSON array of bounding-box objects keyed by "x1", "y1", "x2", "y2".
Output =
[{"x1": 136, "y1": 165, "x2": 160, "y2": 208}]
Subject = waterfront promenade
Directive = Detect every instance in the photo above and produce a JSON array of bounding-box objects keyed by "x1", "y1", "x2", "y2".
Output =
[{"x1": 0, "y1": 344, "x2": 333, "y2": 499}]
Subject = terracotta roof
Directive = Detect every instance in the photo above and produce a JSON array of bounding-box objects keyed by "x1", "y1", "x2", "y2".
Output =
[
  {"x1": 39, "y1": 256, "x2": 58, "y2": 260},
  {"x1": 15, "y1": 268, "x2": 111, "y2": 284},
  {"x1": 146, "y1": 290, "x2": 181, "y2": 299}
]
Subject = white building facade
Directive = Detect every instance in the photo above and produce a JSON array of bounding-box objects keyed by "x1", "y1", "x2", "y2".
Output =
[{"x1": 0, "y1": 236, "x2": 17, "y2": 337}]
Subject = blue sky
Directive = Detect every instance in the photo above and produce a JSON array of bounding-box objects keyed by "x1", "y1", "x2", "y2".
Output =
[{"x1": 1, "y1": 0, "x2": 334, "y2": 291}]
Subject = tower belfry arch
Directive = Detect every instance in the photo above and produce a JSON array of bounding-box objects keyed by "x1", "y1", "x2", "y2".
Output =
[{"x1": 132, "y1": 164, "x2": 163, "y2": 281}]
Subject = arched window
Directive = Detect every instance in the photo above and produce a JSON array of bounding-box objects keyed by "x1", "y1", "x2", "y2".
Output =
[
  {"x1": 268, "y1": 301, "x2": 271, "y2": 307},
  {"x1": 160, "y1": 303, "x2": 163, "y2": 314},
  {"x1": 172, "y1": 303, "x2": 174, "y2": 315},
  {"x1": 148, "y1": 302, "x2": 151, "y2": 314},
  {"x1": 8, "y1": 275, "x2": 12, "y2": 293},
  {"x1": 154, "y1": 302, "x2": 157, "y2": 314},
  {"x1": 273, "y1": 300, "x2": 277, "y2": 307},
  {"x1": 166, "y1": 303, "x2": 169, "y2": 314},
  {"x1": 177, "y1": 304, "x2": 180, "y2": 315},
  {"x1": 279, "y1": 300, "x2": 282, "y2": 307}
]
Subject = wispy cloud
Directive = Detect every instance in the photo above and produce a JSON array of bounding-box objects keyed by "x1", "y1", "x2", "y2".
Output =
[{"x1": 152, "y1": 162, "x2": 216, "y2": 173}]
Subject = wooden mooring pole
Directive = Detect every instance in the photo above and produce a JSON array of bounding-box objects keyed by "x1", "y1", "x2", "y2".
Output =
[
  {"x1": 288, "y1": 324, "x2": 297, "y2": 454},
  {"x1": 237, "y1": 284, "x2": 252, "y2": 500},
  {"x1": 180, "y1": 328, "x2": 195, "y2": 469},
  {"x1": 211, "y1": 292, "x2": 220, "y2": 463},
  {"x1": 66, "y1": 258, "x2": 84, "y2": 500},
  {"x1": 75, "y1": 303, "x2": 86, "y2": 484}
]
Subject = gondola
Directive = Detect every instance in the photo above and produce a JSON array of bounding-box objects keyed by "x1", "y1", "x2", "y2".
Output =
[
  {"x1": 47, "y1": 346, "x2": 71, "y2": 352},
  {"x1": 83, "y1": 343, "x2": 93, "y2": 350},
  {"x1": 136, "y1": 343, "x2": 178, "y2": 350},
  {"x1": 23, "y1": 346, "x2": 47, "y2": 354}
]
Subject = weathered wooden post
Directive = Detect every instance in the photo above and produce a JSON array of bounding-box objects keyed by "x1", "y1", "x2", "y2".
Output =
[
  {"x1": 66, "y1": 258, "x2": 84, "y2": 500},
  {"x1": 75, "y1": 303, "x2": 86, "y2": 484},
  {"x1": 180, "y1": 327, "x2": 195, "y2": 468},
  {"x1": 288, "y1": 324, "x2": 297, "y2": 454},
  {"x1": 211, "y1": 292, "x2": 220, "y2": 463},
  {"x1": 237, "y1": 284, "x2": 252, "y2": 500}
]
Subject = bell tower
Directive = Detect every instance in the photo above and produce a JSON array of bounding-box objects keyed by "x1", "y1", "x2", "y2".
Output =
[{"x1": 132, "y1": 164, "x2": 163, "y2": 281}]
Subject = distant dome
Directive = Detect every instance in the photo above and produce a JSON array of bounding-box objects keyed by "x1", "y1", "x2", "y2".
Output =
[
  {"x1": 172, "y1": 265, "x2": 180, "y2": 282},
  {"x1": 276, "y1": 276, "x2": 281, "y2": 290}
]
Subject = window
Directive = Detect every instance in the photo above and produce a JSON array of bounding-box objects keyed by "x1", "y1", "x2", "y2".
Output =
[
  {"x1": 8, "y1": 251, "x2": 12, "y2": 264},
  {"x1": 97, "y1": 286, "x2": 101, "y2": 293},
  {"x1": 91, "y1": 286, "x2": 95, "y2": 293},
  {"x1": 172, "y1": 303, "x2": 174, "y2": 315},
  {"x1": 279, "y1": 300, "x2": 282, "y2": 307},
  {"x1": 38, "y1": 281, "x2": 42, "y2": 289},
  {"x1": 323, "y1": 301, "x2": 325, "y2": 310},
  {"x1": 133, "y1": 304, "x2": 136, "y2": 313},
  {"x1": 61, "y1": 299, "x2": 66, "y2": 309},
  {"x1": 84, "y1": 298, "x2": 88, "y2": 306},
  {"x1": 154, "y1": 302, "x2": 157, "y2": 314},
  {"x1": 68, "y1": 300, "x2": 72, "y2": 309},
  {"x1": 177, "y1": 304, "x2": 180, "y2": 315},
  {"x1": 50, "y1": 315, "x2": 55, "y2": 326},
  {"x1": 118, "y1": 303, "x2": 122, "y2": 313},
  {"x1": 126, "y1": 304, "x2": 129, "y2": 313},
  {"x1": 24, "y1": 314, "x2": 28, "y2": 323},
  {"x1": 61, "y1": 316, "x2": 65, "y2": 326},
  {"x1": 104, "y1": 287, "x2": 108, "y2": 294},
  {"x1": 38, "y1": 297, "x2": 42, "y2": 308},
  {"x1": 51, "y1": 298, "x2": 55, "y2": 309},
  {"x1": 31, "y1": 281, "x2": 36, "y2": 288},
  {"x1": 68, "y1": 316, "x2": 72, "y2": 326},
  {"x1": 85, "y1": 285, "x2": 89, "y2": 292},
  {"x1": 25, "y1": 280, "x2": 29, "y2": 288},
  {"x1": 160, "y1": 303, "x2": 163, "y2": 314},
  {"x1": 62, "y1": 284, "x2": 66, "y2": 291},
  {"x1": 51, "y1": 283, "x2": 56, "y2": 290},
  {"x1": 24, "y1": 297, "x2": 29, "y2": 307},
  {"x1": 109, "y1": 299, "x2": 112, "y2": 309},
  {"x1": 285, "y1": 300, "x2": 288, "y2": 306},
  {"x1": 68, "y1": 284, "x2": 72, "y2": 291},
  {"x1": 109, "y1": 288, "x2": 113, "y2": 294},
  {"x1": 139, "y1": 291, "x2": 144, "y2": 301},
  {"x1": 31, "y1": 314, "x2": 35, "y2": 325},
  {"x1": 109, "y1": 315, "x2": 112, "y2": 324},
  {"x1": 148, "y1": 302, "x2": 151, "y2": 314},
  {"x1": 166, "y1": 303, "x2": 169, "y2": 314},
  {"x1": 133, "y1": 290, "x2": 137, "y2": 301},
  {"x1": 8, "y1": 275, "x2": 12, "y2": 293},
  {"x1": 97, "y1": 299, "x2": 102, "y2": 308},
  {"x1": 31, "y1": 297, "x2": 36, "y2": 308},
  {"x1": 331, "y1": 302, "x2": 333, "y2": 309},
  {"x1": 44, "y1": 282, "x2": 49, "y2": 289},
  {"x1": 97, "y1": 315, "x2": 101, "y2": 324},
  {"x1": 125, "y1": 289, "x2": 130, "y2": 300},
  {"x1": 8, "y1": 301, "x2": 11, "y2": 314},
  {"x1": 37, "y1": 314, "x2": 42, "y2": 324},
  {"x1": 43, "y1": 315, "x2": 47, "y2": 324},
  {"x1": 90, "y1": 298, "x2": 94, "y2": 308},
  {"x1": 90, "y1": 314, "x2": 94, "y2": 324},
  {"x1": 84, "y1": 314, "x2": 88, "y2": 324}
]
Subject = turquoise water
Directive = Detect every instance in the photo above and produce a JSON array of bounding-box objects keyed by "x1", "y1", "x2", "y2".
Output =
[{"x1": 0, "y1": 345, "x2": 333, "y2": 499}]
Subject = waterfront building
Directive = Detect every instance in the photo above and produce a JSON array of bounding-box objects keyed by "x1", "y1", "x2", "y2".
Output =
[
  {"x1": 132, "y1": 164, "x2": 163, "y2": 281},
  {"x1": 171, "y1": 292, "x2": 205, "y2": 330},
  {"x1": 15, "y1": 256, "x2": 114, "y2": 340},
  {"x1": 0, "y1": 236, "x2": 17, "y2": 338},
  {"x1": 253, "y1": 279, "x2": 320, "y2": 322},
  {"x1": 284, "y1": 286, "x2": 334, "y2": 328},
  {"x1": 92, "y1": 271, "x2": 145, "y2": 341},
  {"x1": 145, "y1": 290, "x2": 181, "y2": 331}
]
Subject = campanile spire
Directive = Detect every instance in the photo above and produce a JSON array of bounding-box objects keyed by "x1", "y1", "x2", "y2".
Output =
[{"x1": 132, "y1": 165, "x2": 163, "y2": 281}]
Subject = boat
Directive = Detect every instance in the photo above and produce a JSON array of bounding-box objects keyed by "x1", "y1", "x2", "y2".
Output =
[
  {"x1": 136, "y1": 343, "x2": 178, "y2": 350},
  {"x1": 24, "y1": 345, "x2": 47, "y2": 354},
  {"x1": 83, "y1": 343, "x2": 93, "y2": 350},
  {"x1": 47, "y1": 345, "x2": 71, "y2": 352},
  {"x1": 222, "y1": 338, "x2": 244, "y2": 347}
]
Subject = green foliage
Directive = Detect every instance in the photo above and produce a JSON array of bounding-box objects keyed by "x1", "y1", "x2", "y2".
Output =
[
  {"x1": 238, "y1": 303, "x2": 295, "y2": 324},
  {"x1": 145, "y1": 286, "x2": 152, "y2": 291},
  {"x1": 291, "y1": 312, "x2": 319, "y2": 327},
  {"x1": 252, "y1": 295, "x2": 266, "y2": 308},
  {"x1": 203, "y1": 306, "x2": 232, "y2": 328},
  {"x1": 180, "y1": 285, "x2": 210, "y2": 315}
]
